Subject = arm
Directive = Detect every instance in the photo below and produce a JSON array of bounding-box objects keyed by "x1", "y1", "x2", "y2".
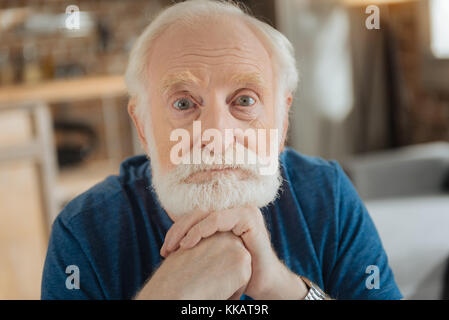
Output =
[{"x1": 41, "y1": 216, "x2": 105, "y2": 299}]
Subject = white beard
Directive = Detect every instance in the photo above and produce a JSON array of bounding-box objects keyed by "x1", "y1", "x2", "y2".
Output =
[{"x1": 149, "y1": 143, "x2": 283, "y2": 218}]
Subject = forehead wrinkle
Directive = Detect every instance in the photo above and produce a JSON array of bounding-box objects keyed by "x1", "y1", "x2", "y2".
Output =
[
  {"x1": 164, "y1": 60, "x2": 265, "y2": 78},
  {"x1": 177, "y1": 45, "x2": 255, "y2": 53},
  {"x1": 166, "y1": 52, "x2": 265, "y2": 70},
  {"x1": 172, "y1": 51, "x2": 257, "y2": 61}
]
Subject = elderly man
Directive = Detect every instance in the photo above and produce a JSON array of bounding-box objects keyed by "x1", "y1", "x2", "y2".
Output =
[{"x1": 41, "y1": 0, "x2": 402, "y2": 300}]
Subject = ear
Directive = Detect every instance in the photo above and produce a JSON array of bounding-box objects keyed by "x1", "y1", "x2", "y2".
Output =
[
  {"x1": 279, "y1": 92, "x2": 293, "y2": 153},
  {"x1": 128, "y1": 98, "x2": 149, "y2": 154}
]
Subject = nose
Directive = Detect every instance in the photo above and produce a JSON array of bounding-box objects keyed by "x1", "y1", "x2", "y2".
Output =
[{"x1": 198, "y1": 98, "x2": 237, "y2": 155}]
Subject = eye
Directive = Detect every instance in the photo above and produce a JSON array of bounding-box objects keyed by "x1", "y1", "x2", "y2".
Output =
[
  {"x1": 234, "y1": 95, "x2": 256, "y2": 107},
  {"x1": 172, "y1": 97, "x2": 196, "y2": 111}
]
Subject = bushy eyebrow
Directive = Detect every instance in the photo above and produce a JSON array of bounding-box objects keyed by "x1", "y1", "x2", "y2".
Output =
[
  {"x1": 227, "y1": 72, "x2": 267, "y2": 92},
  {"x1": 159, "y1": 70, "x2": 203, "y2": 96},
  {"x1": 159, "y1": 71, "x2": 267, "y2": 96}
]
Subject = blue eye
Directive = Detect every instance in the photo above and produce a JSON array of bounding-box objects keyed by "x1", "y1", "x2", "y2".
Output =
[
  {"x1": 173, "y1": 98, "x2": 195, "y2": 111},
  {"x1": 235, "y1": 95, "x2": 255, "y2": 106}
]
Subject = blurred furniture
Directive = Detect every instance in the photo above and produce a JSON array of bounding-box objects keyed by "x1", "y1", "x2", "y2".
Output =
[
  {"x1": 0, "y1": 75, "x2": 129, "y2": 227},
  {"x1": 0, "y1": 75, "x2": 132, "y2": 299},
  {"x1": 0, "y1": 108, "x2": 51, "y2": 299},
  {"x1": 0, "y1": 102, "x2": 57, "y2": 231},
  {"x1": 345, "y1": 142, "x2": 449, "y2": 199},
  {"x1": 443, "y1": 255, "x2": 449, "y2": 299},
  {"x1": 344, "y1": 142, "x2": 449, "y2": 299}
]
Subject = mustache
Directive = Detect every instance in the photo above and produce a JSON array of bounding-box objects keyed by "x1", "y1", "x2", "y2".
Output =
[{"x1": 172, "y1": 145, "x2": 263, "y2": 182}]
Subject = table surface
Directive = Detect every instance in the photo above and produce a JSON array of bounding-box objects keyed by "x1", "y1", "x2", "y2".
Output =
[{"x1": 0, "y1": 75, "x2": 127, "y2": 107}]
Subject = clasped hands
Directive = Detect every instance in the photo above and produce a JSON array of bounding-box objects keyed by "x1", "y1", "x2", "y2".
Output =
[{"x1": 159, "y1": 206, "x2": 307, "y2": 300}]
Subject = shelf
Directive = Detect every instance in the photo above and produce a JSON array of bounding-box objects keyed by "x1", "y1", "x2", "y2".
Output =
[{"x1": 0, "y1": 75, "x2": 126, "y2": 107}]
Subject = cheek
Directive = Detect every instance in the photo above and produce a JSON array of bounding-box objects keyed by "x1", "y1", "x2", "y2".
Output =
[
  {"x1": 264, "y1": 94, "x2": 277, "y2": 129},
  {"x1": 149, "y1": 105, "x2": 177, "y2": 172},
  {"x1": 265, "y1": 107, "x2": 278, "y2": 151},
  {"x1": 251, "y1": 90, "x2": 277, "y2": 129},
  {"x1": 150, "y1": 104, "x2": 198, "y2": 173},
  {"x1": 249, "y1": 97, "x2": 278, "y2": 156}
]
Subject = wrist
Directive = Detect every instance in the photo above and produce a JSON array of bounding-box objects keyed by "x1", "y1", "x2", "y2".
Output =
[
  {"x1": 259, "y1": 261, "x2": 308, "y2": 300},
  {"x1": 280, "y1": 270, "x2": 308, "y2": 300}
]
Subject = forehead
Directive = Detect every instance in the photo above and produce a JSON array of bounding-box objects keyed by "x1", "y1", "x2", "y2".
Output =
[{"x1": 147, "y1": 16, "x2": 274, "y2": 90}]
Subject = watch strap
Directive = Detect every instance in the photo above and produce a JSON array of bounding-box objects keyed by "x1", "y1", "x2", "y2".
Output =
[{"x1": 301, "y1": 276, "x2": 332, "y2": 300}]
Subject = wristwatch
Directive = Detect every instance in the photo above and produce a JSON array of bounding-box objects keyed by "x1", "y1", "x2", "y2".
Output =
[{"x1": 300, "y1": 276, "x2": 332, "y2": 300}]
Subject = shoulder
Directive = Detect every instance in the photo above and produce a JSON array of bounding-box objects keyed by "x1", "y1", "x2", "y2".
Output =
[
  {"x1": 56, "y1": 154, "x2": 151, "y2": 227},
  {"x1": 280, "y1": 147, "x2": 344, "y2": 194},
  {"x1": 278, "y1": 147, "x2": 357, "y2": 232},
  {"x1": 43, "y1": 155, "x2": 161, "y2": 299},
  {"x1": 278, "y1": 149, "x2": 403, "y2": 299}
]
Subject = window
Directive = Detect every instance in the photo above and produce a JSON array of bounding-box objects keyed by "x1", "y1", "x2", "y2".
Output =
[{"x1": 429, "y1": 0, "x2": 449, "y2": 58}]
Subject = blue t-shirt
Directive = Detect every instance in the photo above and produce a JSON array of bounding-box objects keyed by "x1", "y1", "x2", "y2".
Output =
[{"x1": 41, "y1": 147, "x2": 402, "y2": 300}]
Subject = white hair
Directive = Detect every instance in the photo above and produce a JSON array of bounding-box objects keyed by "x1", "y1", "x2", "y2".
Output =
[{"x1": 124, "y1": 0, "x2": 299, "y2": 130}]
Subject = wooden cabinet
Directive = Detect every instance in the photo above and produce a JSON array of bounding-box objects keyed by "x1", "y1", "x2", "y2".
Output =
[
  {"x1": 0, "y1": 75, "x2": 132, "y2": 299},
  {"x1": 0, "y1": 111, "x2": 48, "y2": 299}
]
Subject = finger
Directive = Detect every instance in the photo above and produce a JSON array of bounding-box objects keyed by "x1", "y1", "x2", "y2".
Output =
[
  {"x1": 179, "y1": 209, "x2": 244, "y2": 249},
  {"x1": 178, "y1": 216, "x2": 218, "y2": 249},
  {"x1": 160, "y1": 211, "x2": 200, "y2": 257},
  {"x1": 160, "y1": 209, "x2": 209, "y2": 256},
  {"x1": 235, "y1": 207, "x2": 271, "y2": 254},
  {"x1": 188, "y1": 206, "x2": 266, "y2": 255}
]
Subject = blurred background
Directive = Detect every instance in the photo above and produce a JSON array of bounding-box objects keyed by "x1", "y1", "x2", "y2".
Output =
[{"x1": 0, "y1": 0, "x2": 448, "y2": 299}]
